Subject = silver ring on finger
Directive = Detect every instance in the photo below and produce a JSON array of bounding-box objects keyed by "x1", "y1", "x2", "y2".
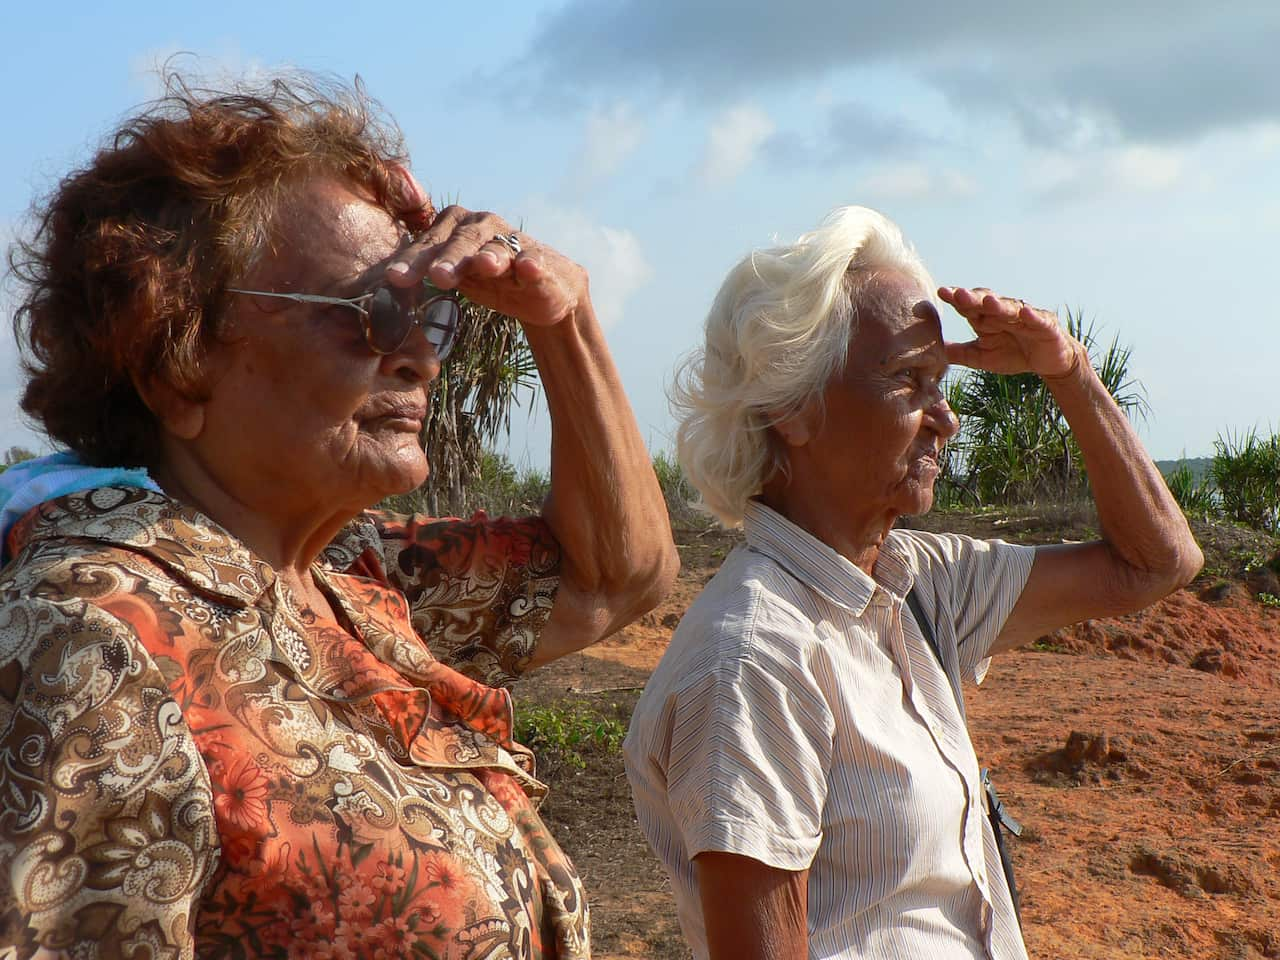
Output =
[{"x1": 492, "y1": 232, "x2": 522, "y2": 256}]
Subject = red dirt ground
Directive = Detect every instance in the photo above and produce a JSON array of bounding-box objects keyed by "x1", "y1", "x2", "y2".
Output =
[{"x1": 519, "y1": 518, "x2": 1280, "y2": 959}]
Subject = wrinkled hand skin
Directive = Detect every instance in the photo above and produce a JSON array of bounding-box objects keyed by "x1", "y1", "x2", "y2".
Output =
[
  {"x1": 385, "y1": 166, "x2": 588, "y2": 330},
  {"x1": 939, "y1": 286, "x2": 1083, "y2": 380}
]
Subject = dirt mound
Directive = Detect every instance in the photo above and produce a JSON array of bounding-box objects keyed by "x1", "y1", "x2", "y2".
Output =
[{"x1": 1040, "y1": 588, "x2": 1280, "y2": 685}]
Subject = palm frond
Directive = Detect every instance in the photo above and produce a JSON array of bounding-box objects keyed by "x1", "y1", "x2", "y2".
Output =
[
  {"x1": 417, "y1": 302, "x2": 540, "y2": 516},
  {"x1": 944, "y1": 307, "x2": 1144, "y2": 506}
]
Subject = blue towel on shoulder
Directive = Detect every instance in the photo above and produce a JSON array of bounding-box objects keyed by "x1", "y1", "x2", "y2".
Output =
[{"x1": 0, "y1": 451, "x2": 161, "y2": 561}]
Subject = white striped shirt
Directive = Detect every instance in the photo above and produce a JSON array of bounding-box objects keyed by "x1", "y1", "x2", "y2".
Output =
[{"x1": 624, "y1": 500, "x2": 1035, "y2": 960}]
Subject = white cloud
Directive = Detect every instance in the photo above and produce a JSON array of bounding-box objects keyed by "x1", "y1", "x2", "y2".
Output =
[
  {"x1": 570, "y1": 101, "x2": 646, "y2": 189},
  {"x1": 526, "y1": 1, "x2": 1279, "y2": 146},
  {"x1": 1028, "y1": 143, "x2": 1189, "y2": 200},
  {"x1": 519, "y1": 199, "x2": 653, "y2": 330},
  {"x1": 1256, "y1": 124, "x2": 1280, "y2": 154},
  {"x1": 697, "y1": 103, "x2": 775, "y2": 185},
  {"x1": 940, "y1": 170, "x2": 980, "y2": 197},
  {"x1": 1111, "y1": 146, "x2": 1186, "y2": 192},
  {"x1": 858, "y1": 164, "x2": 977, "y2": 201}
]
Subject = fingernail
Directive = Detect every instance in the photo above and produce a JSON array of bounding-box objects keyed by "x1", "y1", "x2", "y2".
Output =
[
  {"x1": 386, "y1": 262, "x2": 410, "y2": 277},
  {"x1": 433, "y1": 261, "x2": 456, "y2": 281}
]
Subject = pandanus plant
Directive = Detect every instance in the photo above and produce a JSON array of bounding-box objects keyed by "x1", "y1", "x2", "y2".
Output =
[
  {"x1": 414, "y1": 300, "x2": 539, "y2": 517},
  {"x1": 938, "y1": 309, "x2": 1147, "y2": 507}
]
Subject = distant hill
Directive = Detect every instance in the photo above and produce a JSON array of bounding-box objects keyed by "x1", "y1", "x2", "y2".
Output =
[{"x1": 1155, "y1": 456, "x2": 1213, "y2": 482}]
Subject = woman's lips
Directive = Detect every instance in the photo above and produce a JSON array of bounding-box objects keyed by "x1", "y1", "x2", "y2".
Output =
[
  {"x1": 908, "y1": 446, "x2": 941, "y2": 479},
  {"x1": 360, "y1": 398, "x2": 428, "y2": 432},
  {"x1": 375, "y1": 415, "x2": 423, "y2": 432}
]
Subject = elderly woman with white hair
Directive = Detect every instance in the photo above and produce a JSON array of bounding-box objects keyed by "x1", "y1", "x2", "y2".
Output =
[{"x1": 624, "y1": 206, "x2": 1201, "y2": 960}]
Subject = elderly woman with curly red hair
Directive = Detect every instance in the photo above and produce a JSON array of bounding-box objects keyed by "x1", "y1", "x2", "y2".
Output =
[{"x1": 0, "y1": 76, "x2": 676, "y2": 959}]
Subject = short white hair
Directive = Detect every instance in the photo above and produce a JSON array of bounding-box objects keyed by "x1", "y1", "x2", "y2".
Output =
[{"x1": 673, "y1": 205, "x2": 935, "y2": 527}]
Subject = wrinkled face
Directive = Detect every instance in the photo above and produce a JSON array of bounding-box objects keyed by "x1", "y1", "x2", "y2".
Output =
[
  {"x1": 194, "y1": 176, "x2": 438, "y2": 516},
  {"x1": 796, "y1": 269, "x2": 959, "y2": 520}
]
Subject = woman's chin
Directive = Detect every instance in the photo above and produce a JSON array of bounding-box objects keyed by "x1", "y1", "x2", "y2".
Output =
[
  {"x1": 355, "y1": 448, "x2": 430, "y2": 503},
  {"x1": 896, "y1": 479, "x2": 936, "y2": 518},
  {"x1": 386, "y1": 458, "x2": 430, "y2": 496}
]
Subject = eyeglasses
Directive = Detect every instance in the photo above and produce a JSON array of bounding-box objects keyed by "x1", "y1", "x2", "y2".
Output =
[{"x1": 226, "y1": 279, "x2": 460, "y2": 360}]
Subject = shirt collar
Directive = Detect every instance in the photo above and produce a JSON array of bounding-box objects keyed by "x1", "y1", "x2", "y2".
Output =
[
  {"x1": 18, "y1": 486, "x2": 280, "y2": 607},
  {"x1": 741, "y1": 500, "x2": 917, "y2": 614}
]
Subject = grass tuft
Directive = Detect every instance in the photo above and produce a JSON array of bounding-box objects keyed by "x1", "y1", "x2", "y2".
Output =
[{"x1": 515, "y1": 700, "x2": 627, "y2": 781}]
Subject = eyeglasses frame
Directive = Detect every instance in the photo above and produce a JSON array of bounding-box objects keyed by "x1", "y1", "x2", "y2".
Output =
[{"x1": 225, "y1": 280, "x2": 461, "y2": 359}]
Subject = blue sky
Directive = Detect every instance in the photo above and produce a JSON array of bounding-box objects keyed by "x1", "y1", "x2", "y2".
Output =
[{"x1": 4, "y1": 1, "x2": 1279, "y2": 470}]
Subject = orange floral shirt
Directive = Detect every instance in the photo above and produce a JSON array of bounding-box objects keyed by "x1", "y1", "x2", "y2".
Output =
[{"x1": 0, "y1": 487, "x2": 589, "y2": 960}]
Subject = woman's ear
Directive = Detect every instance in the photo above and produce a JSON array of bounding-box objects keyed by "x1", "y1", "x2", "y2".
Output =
[
  {"x1": 770, "y1": 402, "x2": 817, "y2": 448},
  {"x1": 132, "y1": 375, "x2": 207, "y2": 441}
]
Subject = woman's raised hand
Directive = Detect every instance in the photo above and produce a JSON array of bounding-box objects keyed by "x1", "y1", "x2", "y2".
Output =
[
  {"x1": 939, "y1": 286, "x2": 1083, "y2": 380},
  {"x1": 383, "y1": 171, "x2": 588, "y2": 329}
]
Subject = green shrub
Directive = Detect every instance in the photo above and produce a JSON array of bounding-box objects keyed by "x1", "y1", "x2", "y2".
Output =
[
  {"x1": 379, "y1": 450, "x2": 549, "y2": 518},
  {"x1": 1164, "y1": 461, "x2": 1218, "y2": 520},
  {"x1": 0, "y1": 447, "x2": 36, "y2": 475},
  {"x1": 472, "y1": 450, "x2": 549, "y2": 515},
  {"x1": 652, "y1": 449, "x2": 700, "y2": 524},
  {"x1": 1211, "y1": 429, "x2": 1280, "y2": 533},
  {"x1": 515, "y1": 701, "x2": 626, "y2": 779},
  {"x1": 1030, "y1": 636, "x2": 1068, "y2": 654}
]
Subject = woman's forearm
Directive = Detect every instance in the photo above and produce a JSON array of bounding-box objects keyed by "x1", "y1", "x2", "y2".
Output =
[
  {"x1": 524, "y1": 300, "x2": 678, "y2": 665},
  {"x1": 1045, "y1": 346, "x2": 1202, "y2": 590}
]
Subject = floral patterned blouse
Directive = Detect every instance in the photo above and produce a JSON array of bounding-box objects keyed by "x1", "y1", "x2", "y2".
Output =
[{"x1": 0, "y1": 487, "x2": 589, "y2": 960}]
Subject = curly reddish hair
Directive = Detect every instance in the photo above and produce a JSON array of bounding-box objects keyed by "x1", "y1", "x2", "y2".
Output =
[{"x1": 9, "y1": 73, "x2": 431, "y2": 468}]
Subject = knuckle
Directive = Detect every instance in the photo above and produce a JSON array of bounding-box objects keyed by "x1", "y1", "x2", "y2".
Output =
[
  {"x1": 463, "y1": 210, "x2": 502, "y2": 227},
  {"x1": 454, "y1": 222, "x2": 492, "y2": 245}
]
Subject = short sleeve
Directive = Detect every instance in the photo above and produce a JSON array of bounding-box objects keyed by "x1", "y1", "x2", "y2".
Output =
[
  {"x1": 0, "y1": 595, "x2": 217, "y2": 960},
  {"x1": 911, "y1": 533, "x2": 1035, "y2": 682},
  {"x1": 327, "y1": 511, "x2": 563, "y2": 687},
  {"x1": 664, "y1": 643, "x2": 834, "y2": 872}
]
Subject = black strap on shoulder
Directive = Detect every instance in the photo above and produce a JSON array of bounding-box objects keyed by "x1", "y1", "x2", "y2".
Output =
[{"x1": 905, "y1": 587, "x2": 961, "y2": 710}]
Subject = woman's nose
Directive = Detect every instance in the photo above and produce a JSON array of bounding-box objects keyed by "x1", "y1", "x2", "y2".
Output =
[
  {"x1": 928, "y1": 395, "x2": 960, "y2": 439},
  {"x1": 382, "y1": 325, "x2": 442, "y2": 384}
]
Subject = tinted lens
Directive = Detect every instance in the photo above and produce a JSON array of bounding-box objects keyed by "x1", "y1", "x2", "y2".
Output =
[
  {"x1": 421, "y1": 298, "x2": 458, "y2": 360},
  {"x1": 365, "y1": 287, "x2": 413, "y2": 353}
]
